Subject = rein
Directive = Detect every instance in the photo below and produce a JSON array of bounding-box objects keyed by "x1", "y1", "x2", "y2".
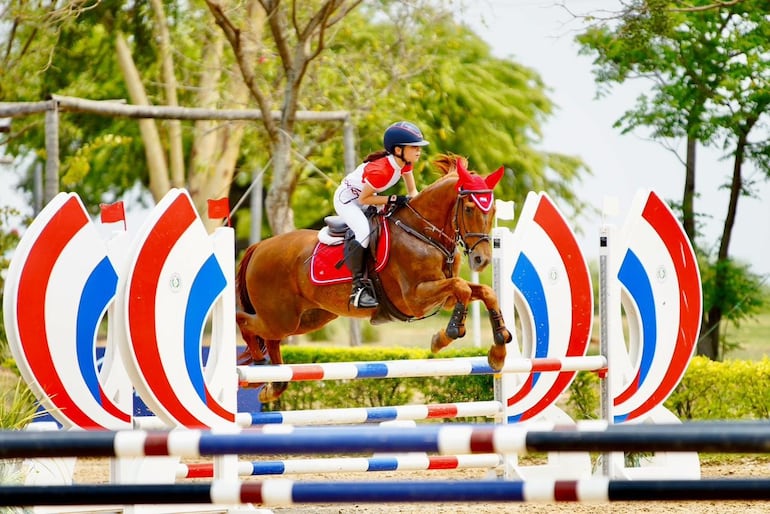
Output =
[{"x1": 389, "y1": 188, "x2": 493, "y2": 273}]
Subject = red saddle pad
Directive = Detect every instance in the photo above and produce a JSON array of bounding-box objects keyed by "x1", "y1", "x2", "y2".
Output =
[{"x1": 309, "y1": 222, "x2": 390, "y2": 285}]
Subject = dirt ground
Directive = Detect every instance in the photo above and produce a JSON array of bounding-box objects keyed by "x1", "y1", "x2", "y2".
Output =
[{"x1": 70, "y1": 455, "x2": 770, "y2": 513}]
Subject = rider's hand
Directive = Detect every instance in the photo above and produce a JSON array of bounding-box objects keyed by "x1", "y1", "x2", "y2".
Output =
[{"x1": 388, "y1": 195, "x2": 410, "y2": 207}]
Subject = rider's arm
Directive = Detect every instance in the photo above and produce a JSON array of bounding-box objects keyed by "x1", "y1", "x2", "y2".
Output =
[
  {"x1": 403, "y1": 172, "x2": 418, "y2": 198},
  {"x1": 358, "y1": 183, "x2": 390, "y2": 206}
]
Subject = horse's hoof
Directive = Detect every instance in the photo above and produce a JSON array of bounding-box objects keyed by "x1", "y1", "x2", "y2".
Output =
[
  {"x1": 487, "y1": 345, "x2": 506, "y2": 371},
  {"x1": 238, "y1": 357, "x2": 269, "y2": 366},
  {"x1": 258, "y1": 384, "x2": 278, "y2": 403},
  {"x1": 431, "y1": 332, "x2": 450, "y2": 353},
  {"x1": 494, "y1": 328, "x2": 512, "y2": 346}
]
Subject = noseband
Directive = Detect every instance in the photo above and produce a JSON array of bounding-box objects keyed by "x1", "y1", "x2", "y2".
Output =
[{"x1": 454, "y1": 189, "x2": 493, "y2": 256}]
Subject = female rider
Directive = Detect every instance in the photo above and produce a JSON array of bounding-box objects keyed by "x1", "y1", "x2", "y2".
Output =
[{"x1": 333, "y1": 121, "x2": 429, "y2": 308}]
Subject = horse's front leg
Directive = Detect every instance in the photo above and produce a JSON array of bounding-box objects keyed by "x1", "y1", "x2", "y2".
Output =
[
  {"x1": 409, "y1": 277, "x2": 472, "y2": 355},
  {"x1": 469, "y1": 283, "x2": 513, "y2": 370},
  {"x1": 431, "y1": 301, "x2": 468, "y2": 354}
]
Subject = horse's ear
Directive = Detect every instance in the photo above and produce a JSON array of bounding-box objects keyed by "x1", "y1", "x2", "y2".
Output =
[
  {"x1": 485, "y1": 166, "x2": 505, "y2": 189},
  {"x1": 456, "y1": 157, "x2": 472, "y2": 183}
]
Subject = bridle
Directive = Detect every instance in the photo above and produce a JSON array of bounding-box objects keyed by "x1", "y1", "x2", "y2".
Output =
[
  {"x1": 389, "y1": 189, "x2": 493, "y2": 274},
  {"x1": 454, "y1": 189, "x2": 493, "y2": 255}
]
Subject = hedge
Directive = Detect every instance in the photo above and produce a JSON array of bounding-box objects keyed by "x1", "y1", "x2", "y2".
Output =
[{"x1": 258, "y1": 348, "x2": 770, "y2": 422}]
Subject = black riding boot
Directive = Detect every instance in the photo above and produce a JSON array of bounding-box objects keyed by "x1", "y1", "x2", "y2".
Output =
[{"x1": 344, "y1": 239, "x2": 378, "y2": 309}]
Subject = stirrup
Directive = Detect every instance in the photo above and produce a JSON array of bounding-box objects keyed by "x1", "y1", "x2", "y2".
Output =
[{"x1": 350, "y1": 286, "x2": 378, "y2": 309}]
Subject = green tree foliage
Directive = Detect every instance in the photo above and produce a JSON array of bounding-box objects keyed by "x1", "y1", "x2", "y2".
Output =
[
  {"x1": 576, "y1": 0, "x2": 769, "y2": 359},
  {"x1": 2, "y1": 1, "x2": 166, "y2": 208},
  {"x1": 2, "y1": 1, "x2": 587, "y2": 241},
  {"x1": 286, "y1": 4, "x2": 589, "y2": 227},
  {"x1": 0, "y1": 208, "x2": 21, "y2": 358}
]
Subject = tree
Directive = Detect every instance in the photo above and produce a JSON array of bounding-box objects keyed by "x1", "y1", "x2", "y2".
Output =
[
  {"x1": 208, "y1": 0, "x2": 590, "y2": 234},
  {"x1": 1, "y1": 1, "x2": 587, "y2": 239},
  {"x1": 576, "y1": 0, "x2": 769, "y2": 359},
  {"x1": 205, "y1": 0, "x2": 363, "y2": 235}
]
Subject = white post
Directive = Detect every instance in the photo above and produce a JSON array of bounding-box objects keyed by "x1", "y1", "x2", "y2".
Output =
[{"x1": 471, "y1": 271, "x2": 481, "y2": 347}]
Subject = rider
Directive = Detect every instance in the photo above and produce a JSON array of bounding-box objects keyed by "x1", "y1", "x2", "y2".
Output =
[{"x1": 333, "y1": 121, "x2": 429, "y2": 309}]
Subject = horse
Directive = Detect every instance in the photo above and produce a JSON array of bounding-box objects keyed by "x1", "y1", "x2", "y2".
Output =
[{"x1": 235, "y1": 153, "x2": 513, "y2": 402}]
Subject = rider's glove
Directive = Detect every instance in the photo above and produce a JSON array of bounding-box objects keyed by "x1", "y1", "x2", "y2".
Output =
[{"x1": 387, "y1": 195, "x2": 410, "y2": 207}]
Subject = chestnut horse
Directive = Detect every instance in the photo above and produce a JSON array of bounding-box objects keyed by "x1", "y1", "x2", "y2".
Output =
[{"x1": 236, "y1": 154, "x2": 512, "y2": 402}]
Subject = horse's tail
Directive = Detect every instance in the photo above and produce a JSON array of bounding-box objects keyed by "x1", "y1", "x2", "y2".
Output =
[{"x1": 236, "y1": 244, "x2": 258, "y2": 314}]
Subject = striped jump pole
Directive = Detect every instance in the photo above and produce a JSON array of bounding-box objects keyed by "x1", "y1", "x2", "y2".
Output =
[
  {"x1": 178, "y1": 454, "x2": 503, "y2": 478},
  {"x1": 3, "y1": 421, "x2": 770, "y2": 459},
  {"x1": 242, "y1": 400, "x2": 502, "y2": 426},
  {"x1": 236, "y1": 356, "x2": 607, "y2": 385},
  {"x1": 134, "y1": 401, "x2": 503, "y2": 429},
  {"x1": 2, "y1": 479, "x2": 770, "y2": 506}
]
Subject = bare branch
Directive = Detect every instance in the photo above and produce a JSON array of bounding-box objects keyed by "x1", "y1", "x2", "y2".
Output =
[
  {"x1": 670, "y1": 0, "x2": 744, "y2": 13},
  {"x1": 205, "y1": 0, "x2": 278, "y2": 138}
]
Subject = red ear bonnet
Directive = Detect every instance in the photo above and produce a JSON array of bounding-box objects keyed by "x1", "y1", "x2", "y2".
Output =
[
  {"x1": 485, "y1": 166, "x2": 505, "y2": 189},
  {"x1": 455, "y1": 160, "x2": 504, "y2": 213}
]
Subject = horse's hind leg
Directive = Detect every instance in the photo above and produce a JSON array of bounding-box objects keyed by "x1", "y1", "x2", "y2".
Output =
[
  {"x1": 258, "y1": 339, "x2": 289, "y2": 403},
  {"x1": 236, "y1": 311, "x2": 269, "y2": 365},
  {"x1": 431, "y1": 301, "x2": 468, "y2": 354}
]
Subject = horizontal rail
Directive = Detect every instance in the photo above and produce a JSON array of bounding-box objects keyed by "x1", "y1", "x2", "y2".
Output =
[
  {"x1": 2, "y1": 421, "x2": 770, "y2": 459},
  {"x1": 133, "y1": 401, "x2": 503, "y2": 429},
  {"x1": 2, "y1": 478, "x2": 770, "y2": 506},
  {"x1": 237, "y1": 356, "x2": 607, "y2": 384},
  {"x1": 241, "y1": 401, "x2": 503, "y2": 426},
  {"x1": 178, "y1": 454, "x2": 502, "y2": 478}
]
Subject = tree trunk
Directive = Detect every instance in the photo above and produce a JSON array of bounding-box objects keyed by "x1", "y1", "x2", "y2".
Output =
[
  {"x1": 699, "y1": 307, "x2": 721, "y2": 359},
  {"x1": 266, "y1": 132, "x2": 296, "y2": 234},
  {"x1": 115, "y1": 33, "x2": 170, "y2": 202},
  {"x1": 682, "y1": 135, "x2": 697, "y2": 241},
  {"x1": 699, "y1": 126, "x2": 750, "y2": 361},
  {"x1": 188, "y1": 32, "x2": 225, "y2": 204},
  {"x1": 150, "y1": 0, "x2": 185, "y2": 189}
]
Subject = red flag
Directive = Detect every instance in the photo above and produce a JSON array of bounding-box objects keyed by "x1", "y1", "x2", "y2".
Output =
[
  {"x1": 207, "y1": 197, "x2": 231, "y2": 226},
  {"x1": 99, "y1": 201, "x2": 126, "y2": 230}
]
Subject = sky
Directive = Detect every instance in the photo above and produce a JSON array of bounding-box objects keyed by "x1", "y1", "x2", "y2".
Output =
[{"x1": 462, "y1": 0, "x2": 770, "y2": 280}]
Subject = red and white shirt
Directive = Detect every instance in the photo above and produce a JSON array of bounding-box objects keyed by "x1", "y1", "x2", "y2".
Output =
[{"x1": 344, "y1": 155, "x2": 413, "y2": 197}]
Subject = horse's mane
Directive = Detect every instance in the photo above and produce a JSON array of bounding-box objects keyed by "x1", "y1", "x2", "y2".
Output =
[
  {"x1": 431, "y1": 153, "x2": 467, "y2": 177},
  {"x1": 417, "y1": 153, "x2": 471, "y2": 198}
]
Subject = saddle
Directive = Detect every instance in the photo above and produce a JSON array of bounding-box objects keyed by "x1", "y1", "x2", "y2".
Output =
[
  {"x1": 310, "y1": 212, "x2": 417, "y2": 324},
  {"x1": 309, "y1": 213, "x2": 390, "y2": 285}
]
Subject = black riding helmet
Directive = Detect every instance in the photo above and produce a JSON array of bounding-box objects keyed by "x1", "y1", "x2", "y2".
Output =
[{"x1": 383, "y1": 121, "x2": 430, "y2": 155}]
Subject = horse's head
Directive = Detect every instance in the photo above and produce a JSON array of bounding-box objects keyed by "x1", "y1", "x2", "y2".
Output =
[{"x1": 453, "y1": 158, "x2": 505, "y2": 271}]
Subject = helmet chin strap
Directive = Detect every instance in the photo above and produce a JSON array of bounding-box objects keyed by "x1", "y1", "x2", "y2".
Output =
[{"x1": 396, "y1": 146, "x2": 411, "y2": 166}]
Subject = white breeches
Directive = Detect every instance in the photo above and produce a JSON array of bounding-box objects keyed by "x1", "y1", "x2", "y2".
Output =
[{"x1": 333, "y1": 183, "x2": 372, "y2": 247}]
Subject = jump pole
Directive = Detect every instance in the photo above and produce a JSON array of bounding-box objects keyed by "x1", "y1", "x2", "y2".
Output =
[
  {"x1": 236, "y1": 356, "x2": 607, "y2": 385},
  {"x1": 135, "y1": 400, "x2": 505, "y2": 429},
  {"x1": 177, "y1": 454, "x2": 503, "y2": 478},
  {"x1": 1, "y1": 422, "x2": 770, "y2": 459},
  {"x1": 1, "y1": 478, "x2": 770, "y2": 506}
]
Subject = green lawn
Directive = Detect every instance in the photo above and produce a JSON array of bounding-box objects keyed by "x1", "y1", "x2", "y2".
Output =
[
  {"x1": 722, "y1": 310, "x2": 770, "y2": 360},
  {"x1": 302, "y1": 305, "x2": 770, "y2": 361}
]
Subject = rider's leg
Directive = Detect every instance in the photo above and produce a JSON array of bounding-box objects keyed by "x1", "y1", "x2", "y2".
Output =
[
  {"x1": 333, "y1": 189, "x2": 378, "y2": 309},
  {"x1": 344, "y1": 233, "x2": 378, "y2": 308}
]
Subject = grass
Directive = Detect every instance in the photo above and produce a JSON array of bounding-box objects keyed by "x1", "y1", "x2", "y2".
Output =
[
  {"x1": 298, "y1": 306, "x2": 770, "y2": 361},
  {"x1": 722, "y1": 311, "x2": 770, "y2": 360}
]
